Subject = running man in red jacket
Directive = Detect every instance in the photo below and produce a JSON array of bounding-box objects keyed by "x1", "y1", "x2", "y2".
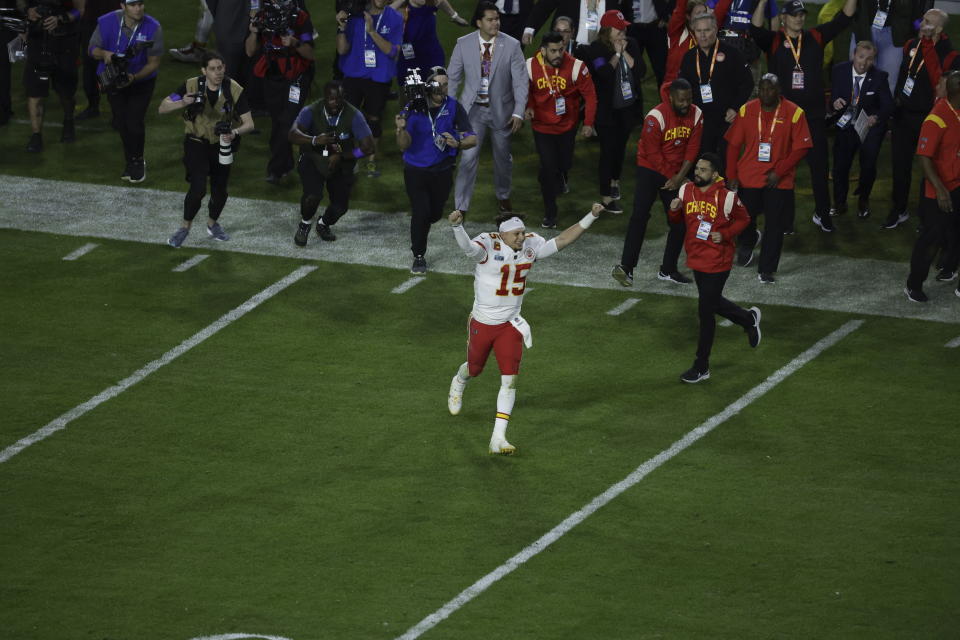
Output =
[{"x1": 667, "y1": 151, "x2": 761, "y2": 383}]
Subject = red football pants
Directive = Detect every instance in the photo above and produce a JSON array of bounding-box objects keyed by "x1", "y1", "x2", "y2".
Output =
[{"x1": 467, "y1": 318, "x2": 523, "y2": 377}]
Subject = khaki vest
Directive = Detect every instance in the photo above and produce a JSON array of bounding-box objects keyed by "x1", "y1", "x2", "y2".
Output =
[{"x1": 183, "y1": 77, "x2": 244, "y2": 143}]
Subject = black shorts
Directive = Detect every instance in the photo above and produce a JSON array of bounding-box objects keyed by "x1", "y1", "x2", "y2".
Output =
[
  {"x1": 341, "y1": 76, "x2": 390, "y2": 118},
  {"x1": 23, "y1": 48, "x2": 79, "y2": 98}
]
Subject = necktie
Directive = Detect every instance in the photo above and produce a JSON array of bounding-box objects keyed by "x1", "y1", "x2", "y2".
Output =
[
  {"x1": 482, "y1": 42, "x2": 492, "y2": 79},
  {"x1": 853, "y1": 76, "x2": 862, "y2": 103}
]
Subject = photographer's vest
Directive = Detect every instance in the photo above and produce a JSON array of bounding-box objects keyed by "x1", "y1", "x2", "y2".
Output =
[
  {"x1": 182, "y1": 76, "x2": 244, "y2": 144},
  {"x1": 401, "y1": 97, "x2": 461, "y2": 170},
  {"x1": 300, "y1": 101, "x2": 361, "y2": 175},
  {"x1": 94, "y1": 10, "x2": 161, "y2": 80}
]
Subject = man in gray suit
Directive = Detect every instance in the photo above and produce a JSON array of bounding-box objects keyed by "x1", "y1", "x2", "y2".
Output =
[{"x1": 447, "y1": 1, "x2": 528, "y2": 214}]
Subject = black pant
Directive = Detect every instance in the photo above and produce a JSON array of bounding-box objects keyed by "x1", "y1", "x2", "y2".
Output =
[
  {"x1": 298, "y1": 156, "x2": 355, "y2": 226},
  {"x1": 693, "y1": 270, "x2": 752, "y2": 372},
  {"x1": 891, "y1": 110, "x2": 925, "y2": 215},
  {"x1": 182, "y1": 137, "x2": 231, "y2": 221},
  {"x1": 907, "y1": 192, "x2": 960, "y2": 290},
  {"x1": 738, "y1": 187, "x2": 793, "y2": 274},
  {"x1": 79, "y1": 23, "x2": 99, "y2": 110},
  {"x1": 264, "y1": 73, "x2": 309, "y2": 177},
  {"x1": 596, "y1": 109, "x2": 636, "y2": 197},
  {"x1": 106, "y1": 77, "x2": 155, "y2": 163},
  {"x1": 405, "y1": 164, "x2": 453, "y2": 256},
  {"x1": 804, "y1": 116, "x2": 830, "y2": 218},
  {"x1": 533, "y1": 128, "x2": 577, "y2": 223},
  {"x1": 833, "y1": 124, "x2": 885, "y2": 208},
  {"x1": 621, "y1": 165, "x2": 683, "y2": 273},
  {"x1": 498, "y1": 11, "x2": 529, "y2": 43},
  {"x1": 0, "y1": 29, "x2": 15, "y2": 118},
  {"x1": 627, "y1": 21, "x2": 668, "y2": 86},
  {"x1": 699, "y1": 116, "x2": 729, "y2": 157}
]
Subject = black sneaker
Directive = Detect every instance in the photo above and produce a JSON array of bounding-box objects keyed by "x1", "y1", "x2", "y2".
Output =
[
  {"x1": 128, "y1": 157, "x2": 145, "y2": 183},
  {"x1": 60, "y1": 119, "x2": 75, "y2": 143},
  {"x1": 540, "y1": 218, "x2": 557, "y2": 229},
  {"x1": 830, "y1": 204, "x2": 847, "y2": 217},
  {"x1": 602, "y1": 199, "x2": 623, "y2": 214},
  {"x1": 812, "y1": 212, "x2": 834, "y2": 232},
  {"x1": 657, "y1": 270, "x2": 692, "y2": 284},
  {"x1": 294, "y1": 222, "x2": 310, "y2": 247},
  {"x1": 935, "y1": 269, "x2": 957, "y2": 282},
  {"x1": 265, "y1": 173, "x2": 282, "y2": 185},
  {"x1": 121, "y1": 162, "x2": 131, "y2": 182},
  {"x1": 610, "y1": 184, "x2": 621, "y2": 200},
  {"x1": 758, "y1": 272, "x2": 776, "y2": 284},
  {"x1": 411, "y1": 254, "x2": 427, "y2": 275},
  {"x1": 736, "y1": 231, "x2": 761, "y2": 267},
  {"x1": 746, "y1": 306, "x2": 762, "y2": 348},
  {"x1": 903, "y1": 286, "x2": 928, "y2": 303},
  {"x1": 26, "y1": 133, "x2": 42, "y2": 153},
  {"x1": 882, "y1": 211, "x2": 909, "y2": 229},
  {"x1": 612, "y1": 264, "x2": 633, "y2": 287},
  {"x1": 316, "y1": 222, "x2": 336, "y2": 241},
  {"x1": 680, "y1": 367, "x2": 710, "y2": 384}
]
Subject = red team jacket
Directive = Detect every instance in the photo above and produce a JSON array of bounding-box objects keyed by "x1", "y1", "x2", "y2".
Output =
[
  {"x1": 724, "y1": 97, "x2": 812, "y2": 189},
  {"x1": 917, "y1": 97, "x2": 960, "y2": 198},
  {"x1": 526, "y1": 50, "x2": 597, "y2": 134},
  {"x1": 636, "y1": 102, "x2": 704, "y2": 179},
  {"x1": 668, "y1": 179, "x2": 750, "y2": 273}
]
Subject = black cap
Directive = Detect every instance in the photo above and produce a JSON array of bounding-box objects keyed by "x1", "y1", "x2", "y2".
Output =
[{"x1": 782, "y1": 0, "x2": 807, "y2": 15}]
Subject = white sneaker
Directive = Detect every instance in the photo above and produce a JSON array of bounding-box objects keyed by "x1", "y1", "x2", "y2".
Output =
[
  {"x1": 448, "y1": 375, "x2": 465, "y2": 415},
  {"x1": 489, "y1": 437, "x2": 516, "y2": 455}
]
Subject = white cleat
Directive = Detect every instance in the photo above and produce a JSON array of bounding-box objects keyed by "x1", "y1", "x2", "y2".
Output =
[
  {"x1": 488, "y1": 438, "x2": 516, "y2": 455},
  {"x1": 448, "y1": 375, "x2": 465, "y2": 415}
]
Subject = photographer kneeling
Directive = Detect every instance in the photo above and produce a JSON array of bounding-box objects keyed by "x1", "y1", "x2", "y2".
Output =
[
  {"x1": 88, "y1": 0, "x2": 162, "y2": 182},
  {"x1": 395, "y1": 66, "x2": 475, "y2": 274},
  {"x1": 21, "y1": 0, "x2": 84, "y2": 152},
  {"x1": 158, "y1": 50, "x2": 254, "y2": 248},
  {"x1": 288, "y1": 80, "x2": 374, "y2": 247}
]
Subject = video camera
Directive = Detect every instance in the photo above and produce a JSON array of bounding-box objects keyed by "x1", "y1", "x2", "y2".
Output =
[
  {"x1": 0, "y1": 8, "x2": 28, "y2": 34},
  {"x1": 98, "y1": 39, "x2": 153, "y2": 93},
  {"x1": 402, "y1": 67, "x2": 445, "y2": 114}
]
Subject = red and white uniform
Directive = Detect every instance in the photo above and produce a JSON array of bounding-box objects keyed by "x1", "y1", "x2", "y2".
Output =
[
  {"x1": 637, "y1": 102, "x2": 704, "y2": 178},
  {"x1": 668, "y1": 179, "x2": 750, "y2": 273},
  {"x1": 457, "y1": 228, "x2": 559, "y2": 375},
  {"x1": 525, "y1": 50, "x2": 597, "y2": 134}
]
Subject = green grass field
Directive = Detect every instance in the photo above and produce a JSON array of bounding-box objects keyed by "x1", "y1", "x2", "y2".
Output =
[{"x1": 1, "y1": 2, "x2": 959, "y2": 639}]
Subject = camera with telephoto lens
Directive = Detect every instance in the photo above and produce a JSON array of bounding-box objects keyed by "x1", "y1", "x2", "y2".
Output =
[
  {"x1": 98, "y1": 39, "x2": 153, "y2": 94},
  {"x1": 402, "y1": 68, "x2": 441, "y2": 114},
  {"x1": 215, "y1": 120, "x2": 235, "y2": 165}
]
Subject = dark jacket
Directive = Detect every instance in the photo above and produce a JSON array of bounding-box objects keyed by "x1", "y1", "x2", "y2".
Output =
[
  {"x1": 852, "y1": 0, "x2": 931, "y2": 48},
  {"x1": 678, "y1": 40, "x2": 753, "y2": 126},
  {"x1": 827, "y1": 61, "x2": 894, "y2": 131},
  {"x1": 894, "y1": 34, "x2": 960, "y2": 115},
  {"x1": 581, "y1": 36, "x2": 646, "y2": 126}
]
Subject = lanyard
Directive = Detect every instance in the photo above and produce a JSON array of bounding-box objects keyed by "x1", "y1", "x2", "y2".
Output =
[
  {"x1": 695, "y1": 42, "x2": 718, "y2": 83},
  {"x1": 116, "y1": 17, "x2": 140, "y2": 52},
  {"x1": 537, "y1": 51, "x2": 559, "y2": 97},
  {"x1": 906, "y1": 43, "x2": 926, "y2": 78},
  {"x1": 426, "y1": 97, "x2": 447, "y2": 139},
  {"x1": 757, "y1": 101, "x2": 782, "y2": 142},
  {"x1": 945, "y1": 99, "x2": 960, "y2": 126},
  {"x1": 366, "y1": 11, "x2": 384, "y2": 47},
  {"x1": 323, "y1": 105, "x2": 342, "y2": 129},
  {"x1": 784, "y1": 31, "x2": 803, "y2": 70}
]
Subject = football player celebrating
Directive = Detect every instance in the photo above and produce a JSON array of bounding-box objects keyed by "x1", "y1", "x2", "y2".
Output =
[{"x1": 446, "y1": 203, "x2": 604, "y2": 454}]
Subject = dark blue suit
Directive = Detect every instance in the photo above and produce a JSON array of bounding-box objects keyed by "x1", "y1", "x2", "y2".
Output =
[{"x1": 829, "y1": 61, "x2": 894, "y2": 213}]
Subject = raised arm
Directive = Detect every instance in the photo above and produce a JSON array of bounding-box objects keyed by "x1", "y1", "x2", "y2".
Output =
[{"x1": 552, "y1": 203, "x2": 604, "y2": 251}]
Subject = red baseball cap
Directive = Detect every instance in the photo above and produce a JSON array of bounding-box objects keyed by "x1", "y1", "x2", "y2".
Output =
[{"x1": 599, "y1": 10, "x2": 630, "y2": 30}]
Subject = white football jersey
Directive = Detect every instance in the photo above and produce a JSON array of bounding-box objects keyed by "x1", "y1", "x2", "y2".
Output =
[{"x1": 470, "y1": 231, "x2": 555, "y2": 325}]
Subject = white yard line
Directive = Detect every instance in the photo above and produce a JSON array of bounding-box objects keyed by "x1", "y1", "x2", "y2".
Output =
[
  {"x1": 946, "y1": 336, "x2": 960, "y2": 348},
  {"x1": 606, "y1": 297, "x2": 641, "y2": 316},
  {"x1": 62, "y1": 243, "x2": 99, "y2": 261},
  {"x1": 392, "y1": 277, "x2": 425, "y2": 294},
  {"x1": 172, "y1": 254, "x2": 210, "y2": 272},
  {"x1": 0, "y1": 265, "x2": 317, "y2": 465},
  {"x1": 395, "y1": 319, "x2": 865, "y2": 640}
]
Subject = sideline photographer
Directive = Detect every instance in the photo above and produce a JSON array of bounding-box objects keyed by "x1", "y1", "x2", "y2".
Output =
[
  {"x1": 288, "y1": 80, "x2": 374, "y2": 247},
  {"x1": 395, "y1": 65, "x2": 475, "y2": 274},
  {"x1": 244, "y1": 0, "x2": 314, "y2": 184},
  {"x1": 88, "y1": 0, "x2": 162, "y2": 182},
  {"x1": 18, "y1": 0, "x2": 84, "y2": 152},
  {"x1": 158, "y1": 50, "x2": 254, "y2": 249}
]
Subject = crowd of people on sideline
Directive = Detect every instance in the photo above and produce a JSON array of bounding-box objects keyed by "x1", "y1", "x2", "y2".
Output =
[{"x1": 1, "y1": 0, "x2": 958, "y2": 306}]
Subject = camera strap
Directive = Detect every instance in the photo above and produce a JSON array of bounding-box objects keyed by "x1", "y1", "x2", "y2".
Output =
[{"x1": 115, "y1": 17, "x2": 140, "y2": 53}]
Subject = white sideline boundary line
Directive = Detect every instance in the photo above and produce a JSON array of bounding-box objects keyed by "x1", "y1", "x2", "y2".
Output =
[
  {"x1": 62, "y1": 243, "x2": 99, "y2": 261},
  {"x1": 946, "y1": 336, "x2": 960, "y2": 348},
  {"x1": 173, "y1": 254, "x2": 210, "y2": 272},
  {"x1": 606, "y1": 297, "x2": 641, "y2": 316},
  {"x1": 392, "y1": 277, "x2": 425, "y2": 294},
  {"x1": 395, "y1": 319, "x2": 865, "y2": 640},
  {"x1": 0, "y1": 265, "x2": 317, "y2": 465}
]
